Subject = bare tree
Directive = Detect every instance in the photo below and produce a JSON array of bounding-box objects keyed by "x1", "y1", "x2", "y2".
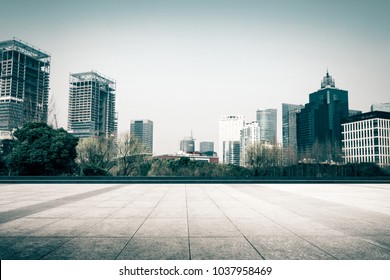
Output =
[
  {"x1": 47, "y1": 93, "x2": 58, "y2": 128},
  {"x1": 245, "y1": 142, "x2": 282, "y2": 176},
  {"x1": 115, "y1": 132, "x2": 147, "y2": 176},
  {"x1": 77, "y1": 136, "x2": 116, "y2": 174}
]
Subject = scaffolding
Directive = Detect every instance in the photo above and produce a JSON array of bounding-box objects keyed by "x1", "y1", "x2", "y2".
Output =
[
  {"x1": 68, "y1": 71, "x2": 117, "y2": 139},
  {"x1": 0, "y1": 38, "x2": 50, "y2": 131}
]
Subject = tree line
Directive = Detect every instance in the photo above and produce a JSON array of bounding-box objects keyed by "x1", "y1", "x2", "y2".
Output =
[{"x1": 0, "y1": 123, "x2": 388, "y2": 177}]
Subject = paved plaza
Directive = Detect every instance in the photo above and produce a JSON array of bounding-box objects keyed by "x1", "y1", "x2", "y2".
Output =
[{"x1": 0, "y1": 183, "x2": 389, "y2": 260}]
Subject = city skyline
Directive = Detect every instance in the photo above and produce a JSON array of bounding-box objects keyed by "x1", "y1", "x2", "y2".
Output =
[{"x1": 1, "y1": 0, "x2": 389, "y2": 155}]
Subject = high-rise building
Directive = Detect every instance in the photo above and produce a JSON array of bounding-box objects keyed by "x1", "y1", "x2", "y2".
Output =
[
  {"x1": 297, "y1": 71, "x2": 349, "y2": 160},
  {"x1": 240, "y1": 121, "x2": 261, "y2": 166},
  {"x1": 130, "y1": 119, "x2": 153, "y2": 154},
  {"x1": 218, "y1": 115, "x2": 245, "y2": 165},
  {"x1": 256, "y1": 108, "x2": 277, "y2": 144},
  {"x1": 68, "y1": 71, "x2": 117, "y2": 138},
  {"x1": 371, "y1": 103, "x2": 390, "y2": 113},
  {"x1": 180, "y1": 136, "x2": 195, "y2": 154},
  {"x1": 349, "y1": 109, "x2": 362, "y2": 116},
  {"x1": 342, "y1": 111, "x2": 390, "y2": 167},
  {"x1": 199, "y1": 141, "x2": 214, "y2": 154},
  {"x1": 0, "y1": 38, "x2": 50, "y2": 134},
  {"x1": 282, "y1": 103, "x2": 303, "y2": 150}
]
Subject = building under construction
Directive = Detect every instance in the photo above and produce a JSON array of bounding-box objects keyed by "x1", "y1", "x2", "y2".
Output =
[
  {"x1": 68, "y1": 71, "x2": 117, "y2": 138},
  {"x1": 0, "y1": 38, "x2": 50, "y2": 135}
]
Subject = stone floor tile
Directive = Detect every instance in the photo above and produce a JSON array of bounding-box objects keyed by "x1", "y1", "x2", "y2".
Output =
[
  {"x1": 190, "y1": 237, "x2": 262, "y2": 260},
  {"x1": 42, "y1": 237, "x2": 129, "y2": 260},
  {"x1": 117, "y1": 237, "x2": 189, "y2": 260}
]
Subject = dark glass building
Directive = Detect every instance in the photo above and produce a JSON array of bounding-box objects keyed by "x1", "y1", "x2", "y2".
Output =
[
  {"x1": 282, "y1": 103, "x2": 303, "y2": 149},
  {"x1": 297, "y1": 71, "x2": 349, "y2": 160},
  {"x1": 130, "y1": 119, "x2": 153, "y2": 154}
]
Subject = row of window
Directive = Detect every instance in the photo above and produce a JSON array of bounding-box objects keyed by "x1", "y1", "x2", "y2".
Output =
[
  {"x1": 349, "y1": 147, "x2": 390, "y2": 157},
  {"x1": 70, "y1": 87, "x2": 92, "y2": 91},
  {"x1": 343, "y1": 137, "x2": 390, "y2": 148},
  {"x1": 342, "y1": 128, "x2": 379, "y2": 139},
  {"x1": 344, "y1": 119, "x2": 390, "y2": 131},
  {"x1": 344, "y1": 146, "x2": 390, "y2": 156},
  {"x1": 344, "y1": 155, "x2": 390, "y2": 166},
  {"x1": 343, "y1": 119, "x2": 378, "y2": 130}
]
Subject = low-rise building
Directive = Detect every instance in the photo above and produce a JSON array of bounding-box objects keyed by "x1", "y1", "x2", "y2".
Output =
[
  {"x1": 155, "y1": 154, "x2": 219, "y2": 163},
  {"x1": 342, "y1": 111, "x2": 390, "y2": 167}
]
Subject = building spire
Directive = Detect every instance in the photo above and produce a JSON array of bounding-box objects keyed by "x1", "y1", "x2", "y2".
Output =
[{"x1": 321, "y1": 69, "x2": 335, "y2": 88}]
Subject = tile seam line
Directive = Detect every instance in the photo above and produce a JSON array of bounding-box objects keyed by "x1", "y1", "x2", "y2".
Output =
[
  {"x1": 2, "y1": 184, "x2": 159, "y2": 260},
  {"x1": 229, "y1": 184, "x2": 390, "y2": 254},
  {"x1": 0, "y1": 184, "x2": 127, "y2": 224},
  {"x1": 218, "y1": 184, "x2": 338, "y2": 260},
  {"x1": 200, "y1": 184, "x2": 266, "y2": 260},
  {"x1": 42, "y1": 184, "x2": 163, "y2": 260},
  {"x1": 185, "y1": 184, "x2": 192, "y2": 260},
  {"x1": 114, "y1": 184, "x2": 171, "y2": 260},
  {"x1": 38, "y1": 184, "x2": 156, "y2": 259}
]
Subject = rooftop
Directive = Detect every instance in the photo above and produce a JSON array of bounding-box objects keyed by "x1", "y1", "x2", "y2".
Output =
[
  {"x1": 70, "y1": 70, "x2": 115, "y2": 85},
  {"x1": 0, "y1": 38, "x2": 50, "y2": 60},
  {"x1": 343, "y1": 110, "x2": 390, "y2": 123}
]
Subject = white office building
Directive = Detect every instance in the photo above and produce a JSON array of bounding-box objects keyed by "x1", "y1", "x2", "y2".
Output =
[
  {"x1": 342, "y1": 111, "x2": 390, "y2": 167},
  {"x1": 256, "y1": 108, "x2": 277, "y2": 144},
  {"x1": 240, "y1": 121, "x2": 261, "y2": 166},
  {"x1": 218, "y1": 115, "x2": 245, "y2": 165}
]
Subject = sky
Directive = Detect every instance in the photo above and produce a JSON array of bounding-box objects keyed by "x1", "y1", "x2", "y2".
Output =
[{"x1": 1, "y1": 0, "x2": 389, "y2": 155}]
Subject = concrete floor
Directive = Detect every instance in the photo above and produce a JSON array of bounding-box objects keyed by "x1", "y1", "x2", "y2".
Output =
[{"x1": 0, "y1": 183, "x2": 389, "y2": 260}]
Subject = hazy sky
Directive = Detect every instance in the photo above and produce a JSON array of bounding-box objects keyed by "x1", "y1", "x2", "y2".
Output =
[{"x1": 1, "y1": 0, "x2": 389, "y2": 155}]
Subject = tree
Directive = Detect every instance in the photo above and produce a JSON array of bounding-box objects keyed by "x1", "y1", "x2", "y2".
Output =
[
  {"x1": 345, "y1": 162, "x2": 385, "y2": 177},
  {"x1": 147, "y1": 158, "x2": 173, "y2": 176},
  {"x1": 0, "y1": 139, "x2": 15, "y2": 175},
  {"x1": 47, "y1": 93, "x2": 59, "y2": 129},
  {"x1": 115, "y1": 133, "x2": 148, "y2": 176},
  {"x1": 8, "y1": 123, "x2": 78, "y2": 175},
  {"x1": 77, "y1": 136, "x2": 116, "y2": 175},
  {"x1": 81, "y1": 164, "x2": 110, "y2": 176},
  {"x1": 245, "y1": 142, "x2": 281, "y2": 176}
]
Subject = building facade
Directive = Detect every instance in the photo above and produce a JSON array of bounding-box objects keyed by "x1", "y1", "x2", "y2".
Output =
[
  {"x1": 240, "y1": 121, "x2": 261, "y2": 166},
  {"x1": 371, "y1": 103, "x2": 390, "y2": 113},
  {"x1": 130, "y1": 119, "x2": 153, "y2": 154},
  {"x1": 68, "y1": 71, "x2": 117, "y2": 138},
  {"x1": 342, "y1": 111, "x2": 390, "y2": 167},
  {"x1": 282, "y1": 103, "x2": 303, "y2": 150},
  {"x1": 0, "y1": 38, "x2": 50, "y2": 133},
  {"x1": 218, "y1": 115, "x2": 245, "y2": 165},
  {"x1": 155, "y1": 154, "x2": 219, "y2": 164},
  {"x1": 256, "y1": 108, "x2": 277, "y2": 144},
  {"x1": 297, "y1": 71, "x2": 349, "y2": 161},
  {"x1": 199, "y1": 141, "x2": 214, "y2": 154},
  {"x1": 349, "y1": 109, "x2": 362, "y2": 116},
  {"x1": 180, "y1": 136, "x2": 195, "y2": 154}
]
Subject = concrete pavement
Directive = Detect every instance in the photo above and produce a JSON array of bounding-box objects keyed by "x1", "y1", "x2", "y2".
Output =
[{"x1": 0, "y1": 183, "x2": 389, "y2": 260}]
